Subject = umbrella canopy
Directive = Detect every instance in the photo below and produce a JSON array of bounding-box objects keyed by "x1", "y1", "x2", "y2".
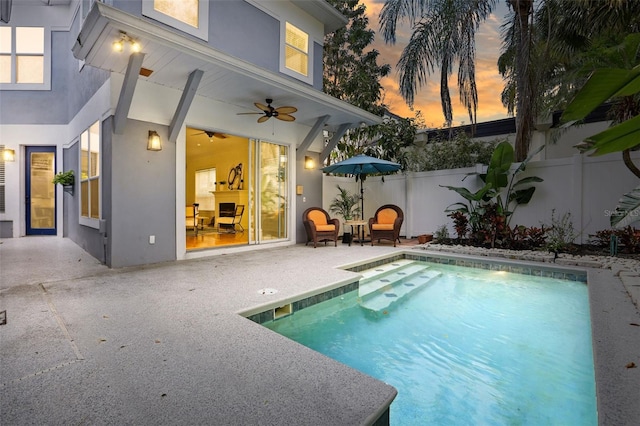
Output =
[
  {"x1": 321, "y1": 154, "x2": 401, "y2": 176},
  {"x1": 322, "y1": 154, "x2": 401, "y2": 221}
]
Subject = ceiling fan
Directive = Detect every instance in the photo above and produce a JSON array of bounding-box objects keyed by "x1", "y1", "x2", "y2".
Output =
[
  {"x1": 193, "y1": 130, "x2": 228, "y2": 141},
  {"x1": 238, "y1": 99, "x2": 297, "y2": 123}
]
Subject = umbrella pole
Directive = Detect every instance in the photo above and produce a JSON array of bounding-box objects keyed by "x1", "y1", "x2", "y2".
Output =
[
  {"x1": 360, "y1": 176, "x2": 364, "y2": 220},
  {"x1": 359, "y1": 175, "x2": 370, "y2": 244}
]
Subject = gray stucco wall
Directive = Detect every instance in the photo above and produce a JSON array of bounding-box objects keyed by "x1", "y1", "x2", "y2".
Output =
[
  {"x1": 296, "y1": 151, "x2": 324, "y2": 243},
  {"x1": 109, "y1": 119, "x2": 176, "y2": 268},
  {"x1": 110, "y1": 0, "x2": 310, "y2": 86},
  {"x1": 64, "y1": 128, "x2": 107, "y2": 264},
  {"x1": 0, "y1": 28, "x2": 109, "y2": 125}
]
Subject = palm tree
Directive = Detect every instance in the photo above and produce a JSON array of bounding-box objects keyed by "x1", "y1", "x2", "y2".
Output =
[{"x1": 379, "y1": 0, "x2": 496, "y2": 128}]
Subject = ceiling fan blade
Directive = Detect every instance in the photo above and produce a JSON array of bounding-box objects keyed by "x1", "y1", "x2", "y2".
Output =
[
  {"x1": 237, "y1": 112, "x2": 263, "y2": 115},
  {"x1": 275, "y1": 106, "x2": 297, "y2": 114},
  {"x1": 276, "y1": 113, "x2": 295, "y2": 122},
  {"x1": 255, "y1": 102, "x2": 270, "y2": 112},
  {"x1": 257, "y1": 115, "x2": 271, "y2": 123},
  {"x1": 214, "y1": 133, "x2": 228, "y2": 139}
]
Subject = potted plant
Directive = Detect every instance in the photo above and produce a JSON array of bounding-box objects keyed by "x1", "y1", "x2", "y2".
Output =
[
  {"x1": 329, "y1": 185, "x2": 361, "y2": 244},
  {"x1": 329, "y1": 185, "x2": 361, "y2": 221},
  {"x1": 52, "y1": 170, "x2": 75, "y2": 194},
  {"x1": 417, "y1": 234, "x2": 433, "y2": 244}
]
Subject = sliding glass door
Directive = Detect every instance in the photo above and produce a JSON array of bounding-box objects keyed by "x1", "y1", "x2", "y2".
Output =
[{"x1": 250, "y1": 140, "x2": 288, "y2": 242}]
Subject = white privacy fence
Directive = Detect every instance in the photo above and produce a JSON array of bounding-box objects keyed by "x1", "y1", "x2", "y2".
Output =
[{"x1": 323, "y1": 152, "x2": 639, "y2": 244}]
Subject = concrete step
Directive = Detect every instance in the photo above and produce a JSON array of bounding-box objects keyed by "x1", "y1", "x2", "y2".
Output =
[{"x1": 358, "y1": 261, "x2": 441, "y2": 312}]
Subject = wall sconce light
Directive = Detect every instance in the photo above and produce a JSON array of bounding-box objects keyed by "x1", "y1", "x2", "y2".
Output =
[
  {"x1": 1, "y1": 148, "x2": 15, "y2": 162},
  {"x1": 304, "y1": 156, "x2": 315, "y2": 170},
  {"x1": 113, "y1": 31, "x2": 141, "y2": 53},
  {"x1": 147, "y1": 130, "x2": 162, "y2": 151}
]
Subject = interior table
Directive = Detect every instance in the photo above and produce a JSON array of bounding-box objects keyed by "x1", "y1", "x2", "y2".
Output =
[{"x1": 344, "y1": 220, "x2": 368, "y2": 246}]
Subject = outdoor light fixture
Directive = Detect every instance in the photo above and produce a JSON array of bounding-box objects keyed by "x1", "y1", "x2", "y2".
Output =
[
  {"x1": 1, "y1": 148, "x2": 15, "y2": 162},
  {"x1": 147, "y1": 130, "x2": 162, "y2": 151},
  {"x1": 304, "y1": 156, "x2": 315, "y2": 169},
  {"x1": 113, "y1": 31, "x2": 141, "y2": 53}
]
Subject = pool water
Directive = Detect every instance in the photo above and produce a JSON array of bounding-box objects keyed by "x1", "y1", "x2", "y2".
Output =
[{"x1": 264, "y1": 261, "x2": 596, "y2": 425}]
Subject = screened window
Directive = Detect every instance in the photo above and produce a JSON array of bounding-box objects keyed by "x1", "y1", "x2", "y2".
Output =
[
  {"x1": 284, "y1": 22, "x2": 308, "y2": 77},
  {"x1": 80, "y1": 121, "x2": 100, "y2": 220},
  {"x1": 0, "y1": 26, "x2": 49, "y2": 89},
  {"x1": 142, "y1": 0, "x2": 208, "y2": 41}
]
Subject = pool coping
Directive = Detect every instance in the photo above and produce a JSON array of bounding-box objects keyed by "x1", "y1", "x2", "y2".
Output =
[
  {"x1": 240, "y1": 250, "x2": 640, "y2": 425},
  {"x1": 243, "y1": 250, "x2": 588, "y2": 324}
]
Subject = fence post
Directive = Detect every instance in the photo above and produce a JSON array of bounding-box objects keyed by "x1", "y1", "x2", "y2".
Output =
[{"x1": 572, "y1": 154, "x2": 584, "y2": 244}]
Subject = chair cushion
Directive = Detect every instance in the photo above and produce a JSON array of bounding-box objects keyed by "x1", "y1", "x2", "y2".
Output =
[
  {"x1": 308, "y1": 210, "x2": 328, "y2": 226},
  {"x1": 377, "y1": 208, "x2": 397, "y2": 224},
  {"x1": 316, "y1": 224, "x2": 336, "y2": 232},
  {"x1": 372, "y1": 223, "x2": 394, "y2": 231}
]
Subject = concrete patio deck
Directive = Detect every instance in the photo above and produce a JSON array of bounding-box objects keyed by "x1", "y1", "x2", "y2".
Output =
[{"x1": 1, "y1": 236, "x2": 639, "y2": 425}]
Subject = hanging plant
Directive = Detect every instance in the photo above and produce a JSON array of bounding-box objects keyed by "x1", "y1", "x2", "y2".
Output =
[{"x1": 52, "y1": 170, "x2": 75, "y2": 186}]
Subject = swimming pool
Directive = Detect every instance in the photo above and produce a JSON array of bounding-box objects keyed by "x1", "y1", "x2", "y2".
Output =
[{"x1": 262, "y1": 258, "x2": 597, "y2": 425}]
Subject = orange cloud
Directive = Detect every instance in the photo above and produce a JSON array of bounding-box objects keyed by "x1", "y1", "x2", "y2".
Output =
[{"x1": 361, "y1": 0, "x2": 510, "y2": 127}]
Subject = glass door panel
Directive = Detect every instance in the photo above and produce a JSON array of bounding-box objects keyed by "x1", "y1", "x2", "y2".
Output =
[
  {"x1": 258, "y1": 141, "x2": 288, "y2": 241},
  {"x1": 26, "y1": 146, "x2": 56, "y2": 235}
]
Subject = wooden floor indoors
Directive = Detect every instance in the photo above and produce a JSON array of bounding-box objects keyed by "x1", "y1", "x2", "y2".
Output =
[{"x1": 186, "y1": 228, "x2": 247, "y2": 249}]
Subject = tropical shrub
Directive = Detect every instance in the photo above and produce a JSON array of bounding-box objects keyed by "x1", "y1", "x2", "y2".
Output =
[
  {"x1": 442, "y1": 141, "x2": 543, "y2": 248},
  {"x1": 545, "y1": 210, "x2": 578, "y2": 255},
  {"x1": 590, "y1": 227, "x2": 640, "y2": 254},
  {"x1": 406, "y1": 132, "x2": 500, "y2": 172}
]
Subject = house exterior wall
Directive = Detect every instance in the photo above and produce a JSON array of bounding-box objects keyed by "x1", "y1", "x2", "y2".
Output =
[
  {"x1": 109, "y1": 0, "x2": 323, "y2": 89},
  {"x1": 296, "y1": 151, "x2": 323, "y2": 244},
  {"x1": 0, "y1": 0, "x2": 340, "y2": 268},
  {"x1": 0, "y1": 3, "x2": 110, "y2": 124},
  {"x1": 109, "y1": 119, "x2": 176, "y2": 267}
]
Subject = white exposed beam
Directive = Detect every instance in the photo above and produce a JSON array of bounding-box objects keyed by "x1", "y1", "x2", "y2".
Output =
[
  {"x1": 113, "y1": 52, "x2": 144, "y2": 135},
  {"x1": 320, "y1": 123, "x2": 351, "y2": 162},
  {"x1": 169, "y1": 69, "x2": 204, "y2": 143},
  {"x1": 296, "y1": 115, "x2": 330, "y2": 162}
]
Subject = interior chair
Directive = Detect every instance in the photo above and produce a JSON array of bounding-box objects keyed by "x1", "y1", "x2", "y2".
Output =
[
  {"x1": 368, "y1": 204, "x2": 404, "y2": 247},
  {"x1": 303, "y1": 207, "x2": 340, "y2": 248},
  {"x1": 186, "y1": 203, "x2": 200, "y2": 236},
  {"x1": 218, "y1": 204, "x2": 245, "y2": 233}
]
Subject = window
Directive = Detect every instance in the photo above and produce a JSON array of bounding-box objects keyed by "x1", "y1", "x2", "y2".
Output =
[
  {"x1": 284, "y1": 22, "x2": 308, "y2": 77},
  {"x1": 80, "y1": 121, "x2": 100, "y2": 221},
  {"x1": 142, "y1": 0, "x2": 208, "y2": 41},
  {"x1": 195, "y1": 168, "x2": 216, "y2": 211},
  {"x1": 0, "y1": 26, "x2": 50, "y2": 90}
]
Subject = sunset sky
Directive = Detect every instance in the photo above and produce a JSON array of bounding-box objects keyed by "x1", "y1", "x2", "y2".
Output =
[{"x1": 362, "y1": 0, "x2": 511, "y2": 128}]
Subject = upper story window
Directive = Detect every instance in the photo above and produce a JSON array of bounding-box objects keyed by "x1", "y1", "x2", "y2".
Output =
[
  {"x1": 284, "y1": 22, "x2": 308, "y2": 77},
  {"x1": 0, "y1": 26, "x2": 50, "y2": 90},
  {"x1": 142, "y1": 0, "x2": 208, "y2": 41},
  {"x1": 80, "y1": 121, "x2": 101, "y2": 223}
]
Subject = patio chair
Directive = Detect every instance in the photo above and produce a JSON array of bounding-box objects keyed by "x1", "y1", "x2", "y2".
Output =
[
  {"x1": 369, "y1": 204, "x2": 403, "y2": 247},
  {"x1": 218, "y1": 204, "x2": 245, "y2": 233},
  {"x1": 303, "y1": 207, "x2": 340, "y2": 248}
]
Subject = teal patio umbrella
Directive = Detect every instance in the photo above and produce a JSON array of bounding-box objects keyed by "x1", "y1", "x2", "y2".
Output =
[{"x1": 322, "y1": 154, "x2": 401, "y2": 219}]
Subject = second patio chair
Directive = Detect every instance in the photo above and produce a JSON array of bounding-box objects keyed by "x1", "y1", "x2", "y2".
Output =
[
  {"x1": 369, "y1": 204, "x2": 403, "y2": 247},
  {"x1": 303, "y1": 207, "x2": 340, "y2": 248}
]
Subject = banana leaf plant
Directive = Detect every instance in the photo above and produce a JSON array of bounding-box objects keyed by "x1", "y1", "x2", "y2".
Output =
[
  {"x1": 441, "y1": 141, "x2": 543, "y2": 243},
  {"x1": 611, "y1": 186, "x2": 640, "y2": 228},
  {"x1": 560, "y1": 34, "x2": 640, "y2": 228}
]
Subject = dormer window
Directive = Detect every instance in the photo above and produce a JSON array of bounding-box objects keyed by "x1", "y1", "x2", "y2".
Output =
[
  {"x1": 285, "y1": 22, "x2": 308, "y2": 77},
  {"x1": 142, "y1": 0, "x2": 209, "y2": 41}
]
